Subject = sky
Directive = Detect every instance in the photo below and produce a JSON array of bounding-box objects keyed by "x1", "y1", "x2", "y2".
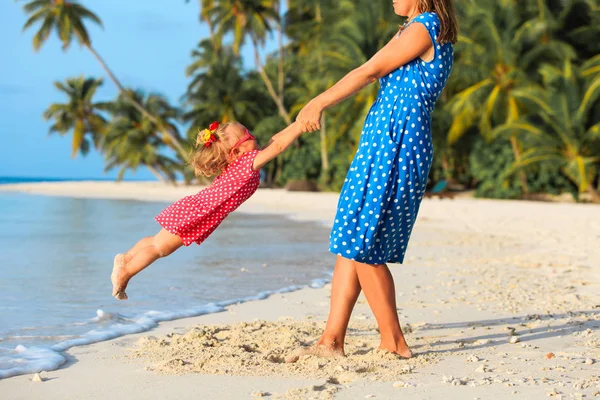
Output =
[{"x1": 0, "y1": 0, "x2": 276, "y2": 180}]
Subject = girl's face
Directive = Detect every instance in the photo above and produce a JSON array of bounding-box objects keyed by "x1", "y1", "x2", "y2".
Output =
[
  {"x1": 227, "y1": 123, "x2": 258, "y2": 161},
  {"x1": 392, "y1": 0, "x2": 419, "y2": 17}
]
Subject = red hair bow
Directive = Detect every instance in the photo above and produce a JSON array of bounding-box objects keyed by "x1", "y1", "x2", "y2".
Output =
[{"x1": 201, "y1": 121, "x2": 220, "y2": 148}]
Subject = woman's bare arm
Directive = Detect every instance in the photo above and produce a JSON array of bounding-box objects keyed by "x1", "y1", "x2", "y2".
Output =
[{"x1": 297, "y1": 23, "x2": 433, "y2": 130}]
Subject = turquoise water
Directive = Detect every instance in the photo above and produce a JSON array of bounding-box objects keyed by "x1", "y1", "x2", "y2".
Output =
[
  {"x1": 0, "y1": 193, "x2": 333, "y2": 378},
  {"x1": 0, "y1": 176, "x2": 149, "y2": 184}
]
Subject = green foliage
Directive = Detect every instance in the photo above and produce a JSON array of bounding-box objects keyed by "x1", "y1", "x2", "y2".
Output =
[
  {"x1": 20, "y1": 0, "x2": 102, "y2": 51},
  {"x1": 32, "y1": 0, "x2": 600, "y2": 200},
  {"x1": 492, "y1": 60, "x2": 600, "y2": 198},
  {"x1": 469, "y1": 137, "x2": 525, "y2": 199},
  {"x1": 183, "y1": 39, "x2": 265, "y2": 138},
  {"x1": 102, "y1": 90, "x2": 182, "y2": 183},
  {"x1": 276, "y1": 131, "x2": 322, "y2": 184},
  {"x1": 43, "y1": 76, "x2": 108, "y2": 158},
  {"x1": 206, "y1": 0, "x2": 279, "y2": 54},
  {"x1": 470, "y1": 136, "x2": 576, "y2": 199},
  {"x1": 429, "y1": 103, "x2": 476, "y2": 187}
]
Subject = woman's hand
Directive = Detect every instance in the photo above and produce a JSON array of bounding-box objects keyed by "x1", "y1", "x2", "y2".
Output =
[{"x1": 296, "y1": 98, "x2": 324, "y2": 132}]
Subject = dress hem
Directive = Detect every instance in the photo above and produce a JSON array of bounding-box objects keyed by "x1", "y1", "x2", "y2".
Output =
[
  {"x1": 328, "y1": 248, "x2": 405, "y2": 265},
  {"x1": 155, "y1": 217, "x2": 193, "y2": 247}
]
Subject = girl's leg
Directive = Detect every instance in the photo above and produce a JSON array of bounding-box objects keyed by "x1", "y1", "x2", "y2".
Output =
[
  {"x1": 111, "y1": 229, "x2": 183, "y2": 300},
  {"x1": 354, "y1": 261, "x2": 412, "y2": 358},
  {"x1": 111, "y1": 237, "x2": 154, "y2": 295},
  {"x1": 122, "y1": 236, "x2": 155, "y2": 262},
  {"x1": 317, "y1": 255, "x2": 362, "y2": 353}
]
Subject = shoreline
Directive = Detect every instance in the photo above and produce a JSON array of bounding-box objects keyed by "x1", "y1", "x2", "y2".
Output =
[
  {"x1": 1, "y1": 179, "x2": 590, "y2": 205},
  {"x1": 1, "y1": 182, "x2": 599, "y2": 399}
]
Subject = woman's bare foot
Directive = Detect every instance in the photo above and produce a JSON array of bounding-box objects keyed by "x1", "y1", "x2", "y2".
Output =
[
  {"x1": 377, "y1": 345, "x2": 413, "y2": 359},
  {"x1": 111, "y1": 254, "x2": 129, "y2": 300},
  {"x1": 285, "y1": 342, "x2": 345, "y2": 363}
]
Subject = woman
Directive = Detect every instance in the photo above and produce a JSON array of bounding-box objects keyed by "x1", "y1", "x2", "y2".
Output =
[{"x1": 294, "y1": 0, "x2": 458, "y2": 359}]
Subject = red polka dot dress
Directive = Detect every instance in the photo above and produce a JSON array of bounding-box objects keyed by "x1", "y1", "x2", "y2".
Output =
[{"x1": 155, "y1": 150, "x2": 261, "y2": 246}]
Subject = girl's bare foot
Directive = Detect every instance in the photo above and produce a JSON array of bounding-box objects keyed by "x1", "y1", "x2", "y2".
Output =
[
  {"x1": 111, "y1": 254, "x2": 129, "y2": 300},
  {"x1": 284, "y1": 342, "x2": 345, "y2": 363}
]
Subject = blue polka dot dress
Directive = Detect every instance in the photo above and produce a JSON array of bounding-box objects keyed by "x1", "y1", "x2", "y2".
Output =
[{"x1": 330, "y1": 12, "x2": 454, "y2": 264}]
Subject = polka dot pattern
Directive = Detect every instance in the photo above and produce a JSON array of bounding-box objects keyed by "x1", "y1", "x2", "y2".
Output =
[
  {"x1": 155, "y1": 150, "x2": 261, "y2": 246},
  {"x1": 329, "y1": 12, "x2": 454, "y2": 264}
]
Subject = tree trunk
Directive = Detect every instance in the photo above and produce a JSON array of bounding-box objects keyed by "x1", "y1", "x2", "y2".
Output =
[
  {"x1": 441, "y1": 154, "x2": 452, "y2": 182},
  {"x1": 266, "y1": 157, "x2": 277, "y2": 186},
  {"x1": 509, "y1": 135, "x2": 529, "y2": 194},
  {"x1": 274, "y1": 156, "x2": 284, "y2": 184},
  {"x1": 587, "y1": 184, "x2": 600, "y2": 203},
  {"x1": 320, "y1": 112, "x2": 329, "y2": 173},
  {"x1": 276, "y1": 0, "x2": 284, "y2": 102},
  {"x1": 315, "y1": 2, "x2": 329, "y2": 179},
  {"x1": 252, "y1": 39, "x2": 292, "y2": 125},
  {"x1": 86, "y1": 45, "x2": 189, "y2": 161},
  {"x1": 315, "y1": 2, "x2": 322, "y2": 25}
]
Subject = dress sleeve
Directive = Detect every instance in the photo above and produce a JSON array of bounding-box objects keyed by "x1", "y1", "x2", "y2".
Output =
[
  {"x1": 412, "y1": 12, "x2": 441, "y2": 49},
  {"x1": 237, "y1": 150, "x2": 261, "y2": 180}
]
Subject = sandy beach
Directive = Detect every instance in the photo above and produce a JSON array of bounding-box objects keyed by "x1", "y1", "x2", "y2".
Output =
[{"x1": 0, "y1": 182, "x2": 599, "y2": 399}]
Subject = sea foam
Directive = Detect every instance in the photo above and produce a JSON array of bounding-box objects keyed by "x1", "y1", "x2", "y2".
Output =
[{"x1": 0, "y1": 275, "x2": 330, "y2": 380}]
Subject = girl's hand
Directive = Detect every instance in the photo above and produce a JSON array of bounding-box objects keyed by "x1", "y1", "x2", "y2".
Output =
[{"x1": 296, "y1": 99, "x2": 324, "y2": 132}]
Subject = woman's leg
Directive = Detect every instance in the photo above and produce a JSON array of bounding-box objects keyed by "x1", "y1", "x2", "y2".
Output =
[
  {"x1": 317, "y1": 255, "x2": 362, "y2": 352},
  {"x1": 354, "y1": 261, "x2": 412, "y2": 357},
  {"x1": 286, "y1": 256, "x2": 361, "y2": 362},
  {"x1": 111, "y1": 229, "x2": 183, "y2": 300}
]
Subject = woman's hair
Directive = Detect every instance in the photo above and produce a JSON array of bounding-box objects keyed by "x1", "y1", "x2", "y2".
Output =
[
  {"x1": 418, "y1": 0, "x2": 459, "y2": 44},
  {"x1": 190, "y1": 122, "x2": 237, "y2": 177}
]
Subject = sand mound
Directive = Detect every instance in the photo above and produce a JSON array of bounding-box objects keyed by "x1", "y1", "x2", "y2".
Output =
[{"x1": 127, "y1": 319, "x2": 444, "y2": 384}]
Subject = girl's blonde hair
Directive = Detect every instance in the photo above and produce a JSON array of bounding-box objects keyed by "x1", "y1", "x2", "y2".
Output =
[
  {"x1": 418, "y1": 0, "x2": 459, "y2": 44},
  {"x1": 190, "y1": 122, "x2": 237, "y2": 177}
]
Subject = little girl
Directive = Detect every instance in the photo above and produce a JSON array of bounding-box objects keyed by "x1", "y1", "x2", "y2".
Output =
[{"x1": 111, "y1": 121, "x2": 304, "y2": 300}]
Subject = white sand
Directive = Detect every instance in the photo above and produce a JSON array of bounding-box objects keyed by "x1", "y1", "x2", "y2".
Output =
[{"x1": 0, "y1": 182, "x2": 599, "y2": 399}]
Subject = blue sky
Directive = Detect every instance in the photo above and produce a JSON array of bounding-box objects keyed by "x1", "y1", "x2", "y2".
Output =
[{"x1": 0, "y1": 0, "x2": 275, "y2": 180}]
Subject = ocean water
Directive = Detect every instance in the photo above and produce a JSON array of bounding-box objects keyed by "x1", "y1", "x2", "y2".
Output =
[
  {"x1": 0, "y1": 192, "x2": 334, "y2": 379},
  {"x1": 0, "y1": 176, "x2": 147, "y2": 184}
]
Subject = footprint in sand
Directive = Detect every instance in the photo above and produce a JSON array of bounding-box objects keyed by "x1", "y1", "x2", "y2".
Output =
[{"x1": 285, "y1": 344, "x2": 344, "y2": 363}]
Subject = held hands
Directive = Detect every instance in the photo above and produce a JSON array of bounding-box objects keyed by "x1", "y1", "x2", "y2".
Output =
[{"x1": 296, "y1": 98, "x2": 324, "y2": 132}]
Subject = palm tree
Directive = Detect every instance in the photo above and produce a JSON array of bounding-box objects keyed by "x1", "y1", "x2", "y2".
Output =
[
  {"x1": 547, "y1": 0, "x2": 600, "y2": 60},
  {"x1": 582, "y1": 54, "x2": 600, "y2": 81},
  {"x1": 206, "y1": 0, "x2": 276, "y2": 55},
  {"x1": 285, "y1": 0, "x2": 344, "y2": 180},
  {"x1": 185, "y1": 38, "x2": 221, "y2": 79},
  {"x1": 102, "y1": 91, "x2": 181, "y2": 183},
  {"x1": 511, "y1": 0, "x2": 580, "y2": 71},
  {"x1": 446, "y1": 0, "x2": 573, "y2": 193},
  {"x1": 19, "y1": 0, "x2": 189, "y2": 160},
  {"x1": 493, "y1": 60, "x2": 600, "y2": 202},
  {"x1": 43, "y1": 76, "x2": 108, "y2": 157},
  {"x1": 206, "y1": 0, "x2": 292, "y2": 125},
  {"x1": 183, "y1": 39, "x2": 263, "y2": 133},
  {"x1": 200, "y1": 0, "x2": 216, "y2": 34},
  {"x1": 319, "y1": 0, "x2": 399, "y2": 152},
  {"x1": 183, "y1": 38, "x2": 274, "y2": 185}
]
